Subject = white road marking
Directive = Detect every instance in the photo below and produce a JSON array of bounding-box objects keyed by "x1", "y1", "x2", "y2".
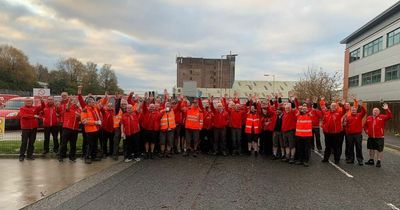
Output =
[
  {"x1": 386, "y1": 202, "x2": 400, "y2": 210},
  {"x1": 313, "y1": 150, "x2": 354, "y2": 178}
]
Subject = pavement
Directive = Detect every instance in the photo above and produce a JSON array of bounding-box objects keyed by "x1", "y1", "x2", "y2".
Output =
[
  {"x1": 0, "y1": 157, "x2": 125, "y2": 210},
  {"x1": 23, "y1": 140, "x2": 400, "y2": 210}
]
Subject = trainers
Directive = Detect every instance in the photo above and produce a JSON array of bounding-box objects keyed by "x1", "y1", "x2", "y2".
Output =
[
  {"x1": 19, "y1": 156, "x2": 25, "y2": 162},
  {"x1": 376, "y1": 160, "x2": 381, "y2": 168},
  {"x1": 124, "y1": 158, "x2": 132, "y2": 163},
  {"x1": 134, "y1": 158, "x2": 141, "y2": 162},
  {"x1": 288, "y1": 158, "x2": 295, "y2": 164},
  {"x1": 365, "y1": 159, "x2": 374, "y2": 165},
  {"x1": 222, "y1": 151, "x2": 228, "y2": 156},
  {"x1": 303, "y1": 162, "x2": 309, "y2": 167},
  {"x1": 358, "y1": 161, "x2": 364, "y2": 166}
]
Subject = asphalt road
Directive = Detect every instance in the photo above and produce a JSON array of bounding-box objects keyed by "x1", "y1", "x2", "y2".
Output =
[{"x1": 28, "y1": 141, "x2": 400, "y2": 210}]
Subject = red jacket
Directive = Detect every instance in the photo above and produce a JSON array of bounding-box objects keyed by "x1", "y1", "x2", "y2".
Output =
[
  {"x1": 18, "y1": 102, "x2": 45, "y2": 129},
  {"x1": 202, "y1": 109, "x2": 214, "y2": 130},
  {"x1": 281, "y1": 110, "x2": 297, "y2": 132},
  {"x1": 310, "y1": 109, "x2": 322, "y2": 128},
  {"x1": 209, "y1": 99, "x2": 229, "y2": 128},
  {"x1": 364, "y1": 109, "x2": 392, "y2": 138},
  {"x1": 321, "y1": 109, "x2": 345, "y2": 134},
  {"x1": 62, "y1": 104, "x2": 81, "y2": 130},
  {"x1": 121, "y1": 112, "x2": 141, "y2": 136},
  {"x1": 141, "y1": 101, "x2": 162, "y2": 131},
  {"x1": 101, "y1": 108, "x2": 115, "y2": 133},
  {"x1": 344, "y1": 106, "x2": 366, "y2": 135},
  {"x1": 173, "y1": 101, "x2": 184, "y2": 125},
  {"x1": 262, "y1": 108, "x2": 277, "y2": 131},
  {"x1": 228, "y1": 109, "x2": 244, "y2": 129},
  {"x1": 58, "y1": 99, "x2": 69, "y2": 124},
  {"x1": 42, "y1": 104, "x2": 59, "y2": 127}
]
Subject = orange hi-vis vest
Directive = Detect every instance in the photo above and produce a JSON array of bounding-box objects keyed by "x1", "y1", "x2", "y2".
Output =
[
  {"x1": 81, "y1": 106, "x2": 101, "y2": 133},
  {"x1": 185, "y1": 108, "x2": 203, "y2": 130},
  {"x1": 113, "y1": 109, "x2": 123, "y2": 128},
  {"x1": 295, "y1": 114, "x2": 313, "y2": 137},
  {"x1": 160, "y1": 111, "x2": 176, "y2": 131},
  {"x1": 245, "y1": 113, "x2": 261, "y2": 134}
]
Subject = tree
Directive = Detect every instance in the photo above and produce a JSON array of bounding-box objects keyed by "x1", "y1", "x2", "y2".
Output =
[
  {"x1": 0, "y1": 45, "x2": 36, "y2": 90},
  {"x1": 292, "y1": 67, "x2": 342, "y2": 103},
  {"x1": 34, "y1": 64, "x2": 50, "y2": 82},
  {"x1": 81, "y1": 62, "x2": 102, "y2": 94},
  {"x1": 56, "y1": 57, "x2": 86, "y2": 87},
  {"x1": 98, "y1": 64, "x2": 123, "y2": 93},
  {"x1": 48, "y1": 70, "x2": 76, "y2": 94}
]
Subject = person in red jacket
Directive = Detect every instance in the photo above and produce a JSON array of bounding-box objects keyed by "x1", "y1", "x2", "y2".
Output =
[
  {"x1": 227, "y1": 102, "x2": 244, "y2": 155},
  {"x1": 364, "y1": 103, "x2": 392, "y2": 167},
  {"x1": 18, "y1": 97, "x2": 45, "y2": 161},
  {"x1": 210, "y1": 98, "x2": 229, "y2": 156},
  {"x1": 281, "y1": 98, "x2": 298, "y2": 163},
  {"x1": 198, "y1": 98, "x2": 214, "y2": 154},
  {"x1": 172, "y1": 95, "x2": 185, "y2": 154},
  {"x1": 141, "y1": 99, "x2": 162, "y2": 159},
  {"x1": 343, "y1": 102, "x2": 366, "y2": 165},
  {"x1": 42, "y1": 96, "x2": 60, "y2": 154},
  {"x1": 121, "y1": 104, "x2": 141, "y2": 162},
  {"x1": 310, "y1": 100, "x2": 323, "y2": 152},
  {"x1": 100, "y1": 100, "x2": 115, "y2": 157},
  {"x1": 320, "y1": 98, "x2": 346, "y2": 164},
  {"x1": 59, "y1": 97, "x2": 81, "y2": 162}
]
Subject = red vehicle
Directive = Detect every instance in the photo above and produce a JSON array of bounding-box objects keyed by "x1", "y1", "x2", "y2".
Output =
[
  {"x1": 0, "y1": 94, "x2": 19, "y2": 102},
  {"x1": 0, "y1": 97, "x2": 42, "y2": 129}
]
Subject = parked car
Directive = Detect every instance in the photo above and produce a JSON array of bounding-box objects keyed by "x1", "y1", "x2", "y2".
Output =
[
  {"x1": 0, "y1": 97, "x2": 42, "y2": 130},
  {"x1": 0, "y1": 94, "x2": 19, "y2": 102}
]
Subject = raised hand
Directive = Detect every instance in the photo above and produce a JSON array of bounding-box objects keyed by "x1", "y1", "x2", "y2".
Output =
[{"x1": 383, "y1": 103, "x2": 388, "y2": 110}]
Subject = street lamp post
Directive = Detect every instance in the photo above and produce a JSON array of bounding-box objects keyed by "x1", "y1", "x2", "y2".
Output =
[{"x1": 264, "y1": 74, "x2": 275, "y2": 94}]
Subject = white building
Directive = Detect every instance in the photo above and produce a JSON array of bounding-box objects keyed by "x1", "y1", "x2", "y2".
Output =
[{"x1": 341, "y1": 1, "x2": 400, "y2": 102}]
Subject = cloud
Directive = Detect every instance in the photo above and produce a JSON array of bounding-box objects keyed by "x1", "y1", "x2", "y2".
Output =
[{"x1": 0, "y1": 0, "x2": 398, "y2": 92}]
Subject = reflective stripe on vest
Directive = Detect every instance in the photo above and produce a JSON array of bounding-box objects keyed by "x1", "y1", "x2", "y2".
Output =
[{"x1": 160, "y1": 111, "x2": 176, "y2": 130}]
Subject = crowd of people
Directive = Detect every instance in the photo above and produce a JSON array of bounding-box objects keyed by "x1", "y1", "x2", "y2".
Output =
[{"x1": 16, "y1": 86, "x2": 392, "y2": 168}]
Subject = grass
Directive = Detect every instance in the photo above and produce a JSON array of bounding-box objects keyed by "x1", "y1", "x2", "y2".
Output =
[{"x1": 0, "y1": 135, "x2": 84, "y2": 154}]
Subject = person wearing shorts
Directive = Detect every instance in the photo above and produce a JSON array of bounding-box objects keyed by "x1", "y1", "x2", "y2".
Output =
[
  {"x1": 364, "y1": 103, "x2": 391, "y2": 168},
  {"x1": 159, "y1": 102, "x2": 176, "y2": 158},
  {"x1": 281, "y1": 100, "x2": 298, "y2": 164},
  {"x1": 244, "y1": 104, "x2": 261, "y2": 157}
]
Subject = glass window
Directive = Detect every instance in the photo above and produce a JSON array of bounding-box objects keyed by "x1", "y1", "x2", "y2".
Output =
[
  {"x1": 348, "y1": 75, "x2": 359, "y2": 88},
  {"x1": 387, "y1": 27, "x2": 400, "y2": 48},
  {"x1": 349, "y1": 48, "x2": 360, "y2": 63},
  {"x1": 363, "y1": 37, "x2": 383, "y2": 57},
  {"x1": 362, "y1": 70, "x2": 381, "y2": 85},
  {"x1": 4, "y1": 100, "x2": 25, "y2": 110},
  {"x1": 385, "y1": 64, "x2": 400, "y2": 81}
]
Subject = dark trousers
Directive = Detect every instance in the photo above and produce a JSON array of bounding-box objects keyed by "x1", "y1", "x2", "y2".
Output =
[
  {"x1": 346, "y1": 133, "x2": 363, "y2": 162},
  {"x1": 113, "y1": 127, "x2": 123, "y2": 157},
  {"x1": 81, "y1": 125, "x2": 87, "y2": 157},
  {"x1": 296, "y1": 136, "x2": 312, "y2": 163},
  {"x1": 100, "y1": 129, "x2": 114, "y2": 156},
  {"x1": 43, "y1": 126, "x2": 59, "y2": 152},
  {"x1": 323, "y1": 133, "x2": 343, "y2": 162},
  {"x1": 213, "y1": 128, "x2": 226, "y2": 153},
  {"x1": 226, "y1": 127, "x2": 232, "y2": 153},
  {"x1": 85, "y1": 131, "x2": 99, "y2": 160},
  {"x1": 20, "y1": 128, "x2": 37, "y2": 158},
  {"x1": 59, "y1": 128, "x2": 78, "y2": 160},
  {"x1": 200, "y1": 129, "x2": 213, "y2": 153},
  {"x1": 260, "y1": 131, "x2": 273, "y2": 156},
  {"x1": 312, "y1": 127, "x2": 322, "y2": 150},
  {"x1": 231, "y1": 128, "x2": 242, "y2": 153},
  {"x1": 125, "y1": 133, "x2": 140, "y2": 159},
  {"x1": 344, "y1": 133, "x2": 351, "y2": 160},
  {"x1": 185, "y1": 129, "x2": 200, "y2": 151}
]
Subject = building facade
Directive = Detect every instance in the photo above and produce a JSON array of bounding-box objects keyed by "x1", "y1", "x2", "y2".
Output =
[
  {"x1": 341, "y1": 1, "x2": 400, "y2": 133},
  {"x1": 176, "y1": 55, "x2": 236, "y2": 88},
  {"x1": 341, "y1": 2, "x2": 400, "y2": 102}
]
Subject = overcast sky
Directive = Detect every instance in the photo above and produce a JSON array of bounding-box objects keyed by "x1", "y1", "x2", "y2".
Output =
[{"x1": 0, "y1": 0, "x2": 398, "y2": 92}]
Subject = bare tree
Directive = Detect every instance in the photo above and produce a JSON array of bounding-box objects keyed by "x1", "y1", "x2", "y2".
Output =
[{"x1": 293, "y1": 67, "x2": 342, "y2": 103}]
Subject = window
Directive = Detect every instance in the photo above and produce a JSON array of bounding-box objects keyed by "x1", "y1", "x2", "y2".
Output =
[
  {"x1": 362, "y1": 70, "x2": 381, "y2": 85},
  {"x1": 387, "y1": 28, "x2": 400, "y2": 48},
  {"x1": 349, "y1": 48, "x2": 360, "y2": 63},
  {"x1": 385, "y1": 64, "x2": 400, "y2": 81},
  {"x1": 363, "y1": 37, "x2": 383, "y2": 57},
  {"x1": 348, "y1": 75, "x2": 359, "y2": 88}
]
